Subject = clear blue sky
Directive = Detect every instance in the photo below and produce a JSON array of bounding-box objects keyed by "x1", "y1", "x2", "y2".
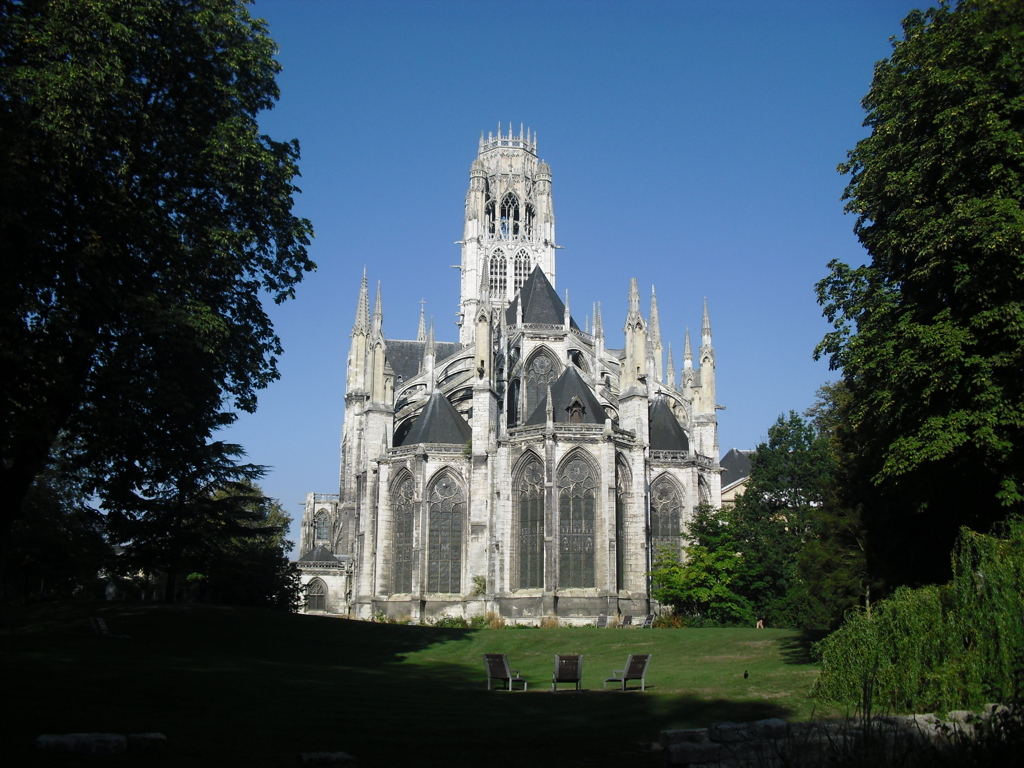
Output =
[{"x1": 233, "y1": 0, "x2": 922, "y2": 545}]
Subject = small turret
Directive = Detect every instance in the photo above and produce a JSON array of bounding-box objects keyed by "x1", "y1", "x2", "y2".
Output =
[
  {"x1": 666, "y1": 343, "x2": 676, "y2": 389},
  {"x1": 650, "y1": 286, "x2": 663, "y2": 382},
  {"x1": 621, "y1": 278, "x2": 647, "y2": 391}
]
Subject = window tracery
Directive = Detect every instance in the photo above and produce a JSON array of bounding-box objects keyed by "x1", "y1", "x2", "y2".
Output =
[
  {"x1": 500, "y1": 193, "x2": 520, "y2": 237},
  {"x1": 306, "y1": 578, "x2": 327, "y2": 612},
  {"x1": 558, "y1": 455, "x2": 596, "y2": 588},
  {"x1": 515, "y1": 457, "x2": 544, "y2": 589},
  {"x1": 314, "y1": 511, "x2": 329, "y2": 541},
  {"x1": 427, "y1": 472, "x2": 465, "y2": 593},
  {"x1": 523, "y1": 350, "x2": 558, "y2": 419},
  {"x1": 489, "y1": 249, "x2": 507, "y2": 296},
  {"x1": 615, "y1": 459, "x2": 630, "y2": 591},
  {"x1": 391, "y1": 474, "x2": 415, "y2": 593},
  {"x1": 651, "y1": 475, "x2": 683, "y2": 559},
  {"x1": 513, "y1": 249, "x2": 530, "y2": 291}
]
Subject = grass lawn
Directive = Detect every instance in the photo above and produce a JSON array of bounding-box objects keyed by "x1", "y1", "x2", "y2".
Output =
[{"x1": 2, "y1": 602, "x2": 835, "y2": 767}]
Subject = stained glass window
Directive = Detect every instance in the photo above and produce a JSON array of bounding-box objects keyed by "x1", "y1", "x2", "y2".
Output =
[
  {"x1": 427, "y1": 473, "x2": 465, "y2": 593},
  {"x1": 615, "y1": 460, "x2": 629, "y2": 591},
  {"x1": 558, "y1": 456, "x2": 596, "y2": 588},
  {"x1": 651, "y1": 475, "x2": 682, "y2": 559},
  {"x1": 306, "y1": 579, "x2": 327, "y2": 612},
  {"x1": 524, "y1": 352, "x2": 558, "y2": 420},
  {"x1": 314, "y1": 511, "x2": 329, "y2": 541},
  {"x1": 392, "y1": 475, "x2": 415, "y2": 593},
  {"x1": 517, "y1": 458, "x2": 544, "y2": 589}
]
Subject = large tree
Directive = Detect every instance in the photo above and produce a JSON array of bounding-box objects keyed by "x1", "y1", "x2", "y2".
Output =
[
  {"x1": 0, "y1": 1, "x2": 313, "y2": 559},
  {"x1": 815, "y1": 0, "x2": 1024, "y2": 586}
]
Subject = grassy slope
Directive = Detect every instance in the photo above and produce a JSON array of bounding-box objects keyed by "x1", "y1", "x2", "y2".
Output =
[{"x1": 2, "y1": 602, "x2": 832, "y2": 767}]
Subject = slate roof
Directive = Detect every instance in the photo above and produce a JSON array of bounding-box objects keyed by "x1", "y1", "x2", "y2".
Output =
[
  {"x1": 525, "y1": 365, "x2": 608, "y2": 425},
  {"x1": 298, "y1": 544, "x2": 340, "y2": 563},
  {"x1": 385, "y1": 340, "x2": 463, "y2": 384},
  {"x1": 397, "y1": 389, "x2": 472, "y2": 446},
  {"x1": 505, "y1": 266, "x2": 580, "y2": 330},
  {"x1": 648, "y1": 396, "x2": 690, "y2": 451},
  {"x1": 720, "y1": 448, "x2": 754, "y2": 488}
]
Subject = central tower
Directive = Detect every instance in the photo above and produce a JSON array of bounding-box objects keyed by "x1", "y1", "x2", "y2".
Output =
[{"x1": 458, "y1": 123, "x2": 556, "y2": 344}]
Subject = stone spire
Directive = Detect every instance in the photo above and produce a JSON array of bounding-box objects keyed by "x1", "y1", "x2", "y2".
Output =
[
  {"x1": 372, "y1": 282, "x2": 383, "y2": 339},
  {"x1": 423, "y1": 316, "x2": 436, "y2": 391},
  {"x1": 594, "y1": 301, "x2": 603, "y2": 340},
  {"x1": 622, "y1": 278, "x2": 647, "y2": 390},
  {"x1": 684, "y1": 327, "x2": 693, "y2": 370},
  {"x1": 650, "y1": 286, "x2": 663, "y2": 382},
  {"x1": 416, "y1": 299, "x2": 426, "y2": 343},
  {"x1": 666, "y1": 343, "x2": 676, "y2": 388},
  {"x1": 352, "y1": 267, "x2": 370, "y2": 335},
  {"x1": 564, "y1": 289, "x2": 571, "y2": 330},
  {"x1": 702, "y1": 297, "x2": 712, "y2": 347}
]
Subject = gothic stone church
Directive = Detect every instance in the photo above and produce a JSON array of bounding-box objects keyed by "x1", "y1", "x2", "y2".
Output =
[{"x1": 298, "y1": 126, "x2": 722, "y2": 623}]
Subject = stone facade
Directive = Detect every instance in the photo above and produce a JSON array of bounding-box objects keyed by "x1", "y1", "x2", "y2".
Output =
[{"x1": 298, "y1": 126, "x2": 723, "y2": 622}]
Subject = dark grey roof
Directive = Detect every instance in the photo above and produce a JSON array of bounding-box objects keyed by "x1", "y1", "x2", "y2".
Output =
[
  {"x1": 397, "y1": 389, "x2": 472, "y2": 446},
  {"x1": 720, "y1": 448, "x2": 753, "y2": 487},
  {"x1": 525, "y1": 365, "x2": 608, "y2": 425},
  {"x1": 299, "y1": 544, "x2": 339, "y2": 563},
  {"x1": 648, "y1": 396, "x2": 690, "y2": 451},
  {"x1": 385, "y1": 340, "x2": 462, "y2": 384},
  {"x1": 505, "y1": 266, "x2": 580, "y2": 330}
]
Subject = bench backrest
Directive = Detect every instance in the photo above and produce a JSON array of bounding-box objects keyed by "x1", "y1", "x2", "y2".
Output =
[
  {"x1": 624, "y1": 653, "x2": 651, "y2": 679},
  {"x1": 596, "y1": 614, "x2": 608, "y2": 628},
  {"x1": 554, "y1": 654, "x2": 582, "y2": 681},
  {"x1": 484, "y1": 653, "x2": 512, "y2": 679},
  {"x1": 621, "y1": 615, "x2": 633, "y2": 627}
]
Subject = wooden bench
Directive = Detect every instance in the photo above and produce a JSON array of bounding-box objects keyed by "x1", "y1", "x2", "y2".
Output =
[
  {"x1": 640, "y1": 613, "x2": 655, "y2": 629},
  {"x1": 552, "y1": 654, "x2": 583, "y2": 692},
  {"x1": 483, "y1": 654, "x2": 527, "y2": 691},
  {"x1": 595, "y1": 614, "x2": 608, "y2": 628},
  {"x1": 604, "y1": 653, "x2": 651, "y2": 691},
  {"x1": 620, "y1": 614, "x2": 633, "y2": 628}
]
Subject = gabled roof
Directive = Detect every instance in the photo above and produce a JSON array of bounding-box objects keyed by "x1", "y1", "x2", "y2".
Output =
[
  {"x1": 385, "y1": 339, "x2": 462, "y2": 384},
  {"x1": 648, "y1": 396, "x2": 690, "y2": 451},
  {"x1": 299, "y1": 544, "x2": 339, "y2": 563},
  {"x1": 720, "y1": 448, "x2": 754, "y2": 488},
  {"x1": 505, "y1": 266, "x2": 580, "y2": 330},
  {"x1": 396, "y1": 389, "x2": 472, "y2": 446},
  {"x1": 525, "y1": 365, "x2": 608, "y2": 425}
]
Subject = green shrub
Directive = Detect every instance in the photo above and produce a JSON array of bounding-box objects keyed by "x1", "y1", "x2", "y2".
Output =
[
  {"x1": 427, "y1": 615, "x2": 470, "y2": 629},
  {"x1": 813, "y1": 518, "x2": 1024, "y2": 712}
]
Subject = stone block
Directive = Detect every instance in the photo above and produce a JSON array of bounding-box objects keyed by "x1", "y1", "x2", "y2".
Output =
[
  {"x1": 945, "y1": 710, "x2": 976, "y2": 724},
  {"x1": 748, "y1": 718, "x2": 788, "y2": 739},
  {"x1": 660, "y1": 728, "x2": 708, "y2": 748},
  {"x1": 128, "y1": 732, "x2": 167, "y2": 752},
  {"x1": 707, "y1": 721, "x2": 750, "y2": 742},
  {"x1": 666, "y1": 740, "x2": 724, "y2": 765},
  {"x1": 36, "y1": 733, "x2": 127, "y2": 754}
]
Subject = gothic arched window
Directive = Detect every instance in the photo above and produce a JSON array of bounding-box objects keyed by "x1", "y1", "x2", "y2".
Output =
[
  {"x1": 515, "y1": 457, "x2": 544, "y2": 589},
  {"x1": 651, "y1": 475, "x2": 683, "y2": 560},
  {"x1": 427, "y1": 472, "x2": 465, "y2": 593},
  {"x1": 615, "y1": 458, "x2": 631, "y2": 591},
  {"x1": 314, "y1": 511, "x2": 329, "y2": 541},
  {"x1": 500, "y1": 193, "x2": 520, "y2": 237},
  {"x1": 506, "y1": 378, "x2": 520, "y2": 428},
  {"x1": 558, "y1": 455, "x2": 596, "y2": 588},
  {"x1": 523, "y1": 350, "x2": 558, "y2": 419},
  {"x1": 391, "y1": 474, "x2": 415, "y2": 593},
  {"x1": 513, "y1": 249, "x2": 530, "y2": 292},
  {"x1": 489, "y1": 249, "x2": 507, "y2": 297},
  {"x1": 306, "y1": 578, "x2": 327, "y2": 612}
]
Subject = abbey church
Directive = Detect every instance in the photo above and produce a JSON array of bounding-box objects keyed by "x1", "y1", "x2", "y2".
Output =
[{"x1": 298, "y1": 127, "x2": 723, "y2": 622}]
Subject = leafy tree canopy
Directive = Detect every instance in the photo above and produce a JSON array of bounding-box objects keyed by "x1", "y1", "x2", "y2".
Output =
[
  {"x1": 0, "y1": 0, "x2": 313, "y2": 558},
  {"x1": 815, "y1": 0, "x2": 1024, "y2": 585}
]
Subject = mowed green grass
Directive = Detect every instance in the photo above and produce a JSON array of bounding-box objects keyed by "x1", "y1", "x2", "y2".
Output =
[{"x1": 2, "y1": 603, "x2": 835, "y2": 767}]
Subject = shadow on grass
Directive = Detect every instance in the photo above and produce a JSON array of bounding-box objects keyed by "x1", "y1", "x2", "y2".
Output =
[
  {"x1": 3, "y1": 602, "x2": 801, "y2": 768},
  {"x1": 777, "y1": 628, "x2": 829, "y2": 665}
]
